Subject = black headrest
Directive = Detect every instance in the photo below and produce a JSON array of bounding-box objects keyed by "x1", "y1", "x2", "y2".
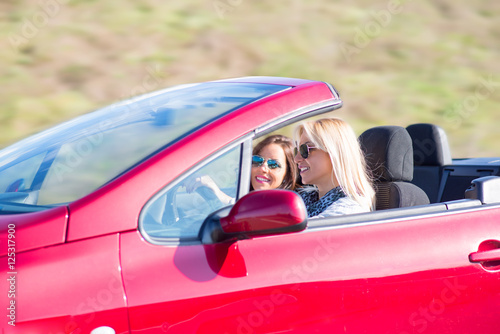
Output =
[
  {"x1": 359, "y1": 126, "x2": 414, "y2": 182},
  {"x1": 406, "y1": 123, "x2": 452, "y2": 166}
]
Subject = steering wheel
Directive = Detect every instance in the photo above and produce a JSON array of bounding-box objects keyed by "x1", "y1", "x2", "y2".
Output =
[
  {"x1": 195, "y1": 186, "x2": 222, "y2": 211},
  {"x1": 161, "y1": 184, "x2": 222, "y2": 227}
]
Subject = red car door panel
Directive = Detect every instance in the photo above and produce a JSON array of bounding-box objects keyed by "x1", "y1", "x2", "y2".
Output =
[{"x1": 121, "y1": 205, "x2": 500, "y2": 333}]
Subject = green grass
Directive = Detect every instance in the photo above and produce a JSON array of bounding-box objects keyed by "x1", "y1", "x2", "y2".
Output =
[{"x1": 1, "y1": 0, "x2": 499, "y2": 157}]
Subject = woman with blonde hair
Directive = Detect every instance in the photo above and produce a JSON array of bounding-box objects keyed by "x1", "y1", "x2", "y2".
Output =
[{"x1": 294, "y1": 118, "x2": 375, "y2": 218}]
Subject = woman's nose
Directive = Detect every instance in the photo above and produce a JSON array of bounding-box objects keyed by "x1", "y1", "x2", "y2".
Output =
[
  {"x1": 259, "y1": 163, "x2": 270, "y2": 171},
  {"x1": 294, "y1": 151, "x2": 302, "y2": 163}
]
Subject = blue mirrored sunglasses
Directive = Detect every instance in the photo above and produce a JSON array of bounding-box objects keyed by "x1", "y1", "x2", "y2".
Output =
[{"x1": 252, "y1": 155, "x2": 282, "y2": 169}]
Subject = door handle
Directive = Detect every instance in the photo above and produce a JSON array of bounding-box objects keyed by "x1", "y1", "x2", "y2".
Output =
[
  {"x1": 469, "y1": 248, "x2": 500, "y2": 263},
  {"x1": 469, "y1": 240, "x2": 500, "y2": 271}
]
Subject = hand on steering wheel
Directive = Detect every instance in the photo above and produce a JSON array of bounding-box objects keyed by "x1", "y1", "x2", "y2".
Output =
[{"x1": 185, "y1": 175, "x2": 234, "y2": 206}]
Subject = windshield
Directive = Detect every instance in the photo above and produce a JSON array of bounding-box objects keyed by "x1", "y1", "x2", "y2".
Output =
[{"x1": 0, "y1": 82, "x2": 289, "y2": 212}]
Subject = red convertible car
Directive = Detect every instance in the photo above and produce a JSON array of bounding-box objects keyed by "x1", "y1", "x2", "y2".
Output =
[{"x1": 1, "y1": 77, "x2": 500, "y2": 333}]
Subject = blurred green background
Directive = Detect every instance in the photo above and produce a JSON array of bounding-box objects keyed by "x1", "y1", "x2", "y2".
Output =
[{"x1": 1, "y1": 0, "x2": 499, "y2": 157}]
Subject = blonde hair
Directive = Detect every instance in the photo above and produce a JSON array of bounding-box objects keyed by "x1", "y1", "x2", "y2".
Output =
[{"x1": 295, "y1": 118, "x2": 375, "y2": 211}]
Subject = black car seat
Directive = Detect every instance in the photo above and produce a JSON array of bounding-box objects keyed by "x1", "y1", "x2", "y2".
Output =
[
  {"x1": 359, "y1": 126, "x2": 430, "y2": 210},
  {"x1": 406, "y1": 123, "x2": 452, "y2": 203}
]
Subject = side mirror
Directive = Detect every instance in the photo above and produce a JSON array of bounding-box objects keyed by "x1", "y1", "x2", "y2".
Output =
[{"x1": 200, "y1": 189, "x2": 307, "y2": 244}]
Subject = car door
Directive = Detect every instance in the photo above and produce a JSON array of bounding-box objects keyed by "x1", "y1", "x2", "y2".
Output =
[{"x1": 120, "y1": 142, "x2": 500, "y2": 333}]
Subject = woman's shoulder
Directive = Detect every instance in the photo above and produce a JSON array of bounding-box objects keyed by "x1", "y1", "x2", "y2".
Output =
[
  {"x1": 335, "y1": 197, "x2": 370, "y2": 213},
  {"x1": 310, "y1": 197, "x2": 369, "y2": 219}
]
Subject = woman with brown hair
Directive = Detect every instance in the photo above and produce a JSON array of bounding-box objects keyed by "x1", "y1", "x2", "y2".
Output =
[
  {"x1": 186, "y1": 134, "x2": 301, "y2": 205},
  {"x1": 250, "y1": 134, "x2": 301, "y2": 191}
]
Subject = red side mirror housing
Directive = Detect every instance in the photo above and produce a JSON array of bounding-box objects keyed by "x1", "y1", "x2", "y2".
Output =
[{"x1": 200, "y1": 189, "x2": 307, "y2": 244}]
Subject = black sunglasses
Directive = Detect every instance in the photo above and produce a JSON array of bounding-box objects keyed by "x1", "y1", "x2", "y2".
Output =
[
  {"x1": 252, "y1": 155, "x2": 282, "y2": 169},
  {"x1": 294, "y1": 143, "x2": 317, "y2": 159}
]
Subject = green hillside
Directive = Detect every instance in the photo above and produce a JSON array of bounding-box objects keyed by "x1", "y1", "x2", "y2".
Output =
[{"x1": 1, "y1": 0, "x2": 499, "y2": 157}]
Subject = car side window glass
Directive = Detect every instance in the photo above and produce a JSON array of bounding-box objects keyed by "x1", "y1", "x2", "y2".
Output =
[{"x1": 141, "y1": 145, "x2": 241, "y2": 242}]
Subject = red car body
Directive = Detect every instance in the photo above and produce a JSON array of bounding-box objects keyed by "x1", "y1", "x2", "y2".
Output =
[{"x1": 1, "y1": 77, "x2": 499, "y2": 333}]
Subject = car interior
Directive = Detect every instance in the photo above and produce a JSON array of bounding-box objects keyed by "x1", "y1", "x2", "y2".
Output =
[{"x1": 358, "y1": 125, "x2": 430, "y2": 210}]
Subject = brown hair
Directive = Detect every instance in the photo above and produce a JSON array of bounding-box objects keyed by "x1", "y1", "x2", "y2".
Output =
[{"x1": 252, "y1": 134, "x2": 301, "y2": 191}]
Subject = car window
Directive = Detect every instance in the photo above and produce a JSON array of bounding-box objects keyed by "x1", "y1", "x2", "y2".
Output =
[
  {"x1": 0, "y1": 82, "x2": 288, "y2": 210},
  {"x1": 141, "y1": 145, "x2": 241, "y2": 242}
]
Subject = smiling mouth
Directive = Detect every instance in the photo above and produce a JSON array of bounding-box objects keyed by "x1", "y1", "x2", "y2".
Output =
[
  {"x1": 299, "y1": 167, "x2": 310, "y2": 173},
  {"x1": 256, "y1": 176, "x2": 270, "y2": 183}
]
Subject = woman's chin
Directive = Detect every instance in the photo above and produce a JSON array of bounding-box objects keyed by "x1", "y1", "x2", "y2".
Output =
[{"x1": 252, "y1": 182, "x2": 271, "y2": 191}]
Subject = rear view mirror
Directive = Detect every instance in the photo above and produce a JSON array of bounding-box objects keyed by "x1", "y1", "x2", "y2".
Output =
[{"x1": 200, "y1": 189, "x2": 307, "y2": 244}]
